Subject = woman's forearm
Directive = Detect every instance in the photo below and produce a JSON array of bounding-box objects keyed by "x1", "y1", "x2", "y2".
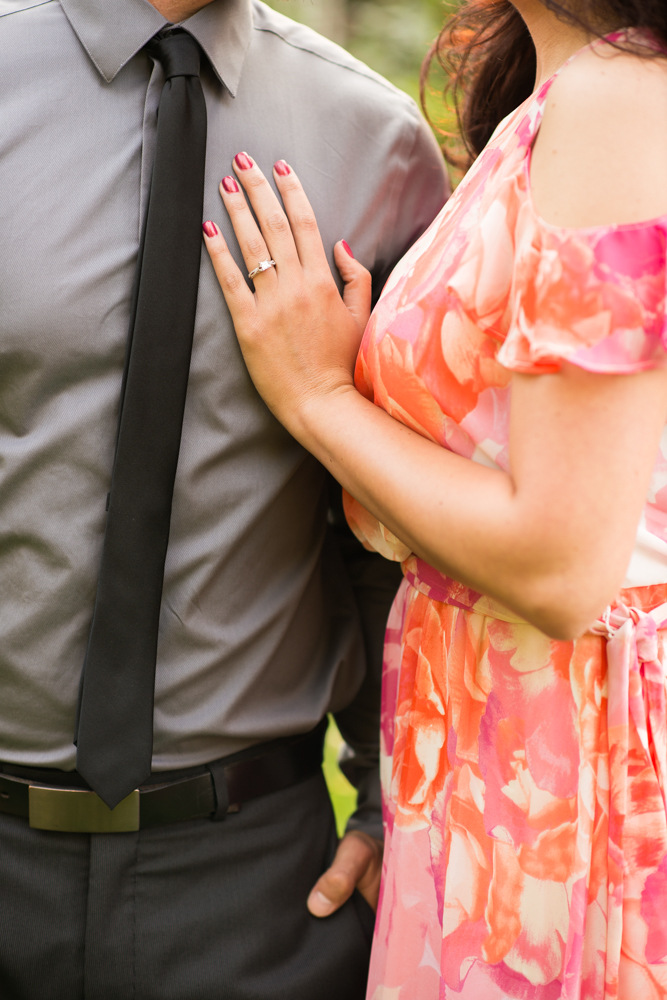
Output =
[
  {"x1": 296, "y1": 385, "x2": 592, "y2": 638},
  {"x1": 294, "y1": 357, "x2": 667, "y2": 641}
]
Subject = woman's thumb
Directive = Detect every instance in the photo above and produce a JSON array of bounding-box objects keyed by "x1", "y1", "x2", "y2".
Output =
[{"x1": 334, "y1": 241, "x2": 372, "y2": 330}]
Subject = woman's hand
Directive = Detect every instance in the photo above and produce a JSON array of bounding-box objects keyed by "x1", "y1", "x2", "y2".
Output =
[{"x1": 203, "y1": 154, "x2": 372, "y2": 438}]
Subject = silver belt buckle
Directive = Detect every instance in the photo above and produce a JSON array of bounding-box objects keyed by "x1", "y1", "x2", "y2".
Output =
[{"x1": 29, "y1": 785, "x2": 140, "y2": 833}]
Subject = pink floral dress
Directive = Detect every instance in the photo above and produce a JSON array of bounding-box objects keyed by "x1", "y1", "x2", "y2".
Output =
[{"x1": 344, "y1": 34, "x2": 667, "y2": 1000}]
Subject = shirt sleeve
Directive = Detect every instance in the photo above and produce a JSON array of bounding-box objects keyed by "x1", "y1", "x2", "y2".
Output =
[
  {"x1": 370, "y1": 109, "x2": 451, "y2": 304},
  {"x1": 332, "y1": 118, "x2": 449, "y2": 840},
  {"x1": 331, "y1": 497, "x2": 403, "y2": 842},
  {"x1": 498, "y1": 220, "x2": 667, "y2": 375},
  {"x1": 339, "y1": 109, "x2": 449, "y2": 565}
]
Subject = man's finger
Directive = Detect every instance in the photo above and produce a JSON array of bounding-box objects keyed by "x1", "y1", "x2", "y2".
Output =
[
  {"x1": 202, "y1": 221, "x2": 256, "y2": 320},
  {"x1": 307, "y1": 831, "x2": 383, "y2": 918}
]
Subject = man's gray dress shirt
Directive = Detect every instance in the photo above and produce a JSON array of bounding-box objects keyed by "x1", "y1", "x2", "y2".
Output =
[{"x1": 0, "y1": 0, "x2": 448, "y2": 826}]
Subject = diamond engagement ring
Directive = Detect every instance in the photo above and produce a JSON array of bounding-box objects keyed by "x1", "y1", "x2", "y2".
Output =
[{"x1": 248, "y1": 259, "x2": 276, "y2": 280}]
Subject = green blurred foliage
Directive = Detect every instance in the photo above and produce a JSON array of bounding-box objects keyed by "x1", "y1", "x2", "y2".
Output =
[
  {"x1": 264, "y1": 0, "x2": 457, "y2": 140},
  {"x1": 322, "y1": 716, "x2": 358, "y2": 837},
  {"x1": 346, "y1": 0, "x2": 447, "y2": 106}
]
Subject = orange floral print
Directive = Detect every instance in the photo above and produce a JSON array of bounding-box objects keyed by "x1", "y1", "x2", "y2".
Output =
[{"x1": 347, "y1": 33, "x2": 667, "y2": 1000}]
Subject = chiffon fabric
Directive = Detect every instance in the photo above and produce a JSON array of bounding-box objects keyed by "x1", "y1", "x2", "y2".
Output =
[{"x1": 344, "y1": 34, "x2": 667, "y2": 999}]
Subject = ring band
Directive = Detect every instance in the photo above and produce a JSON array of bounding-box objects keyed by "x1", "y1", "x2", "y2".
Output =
[{"x1": 248, "y1": 259, "x2": 276, "y2": 280}]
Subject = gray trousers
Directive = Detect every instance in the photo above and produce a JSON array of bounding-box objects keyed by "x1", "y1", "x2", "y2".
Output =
[{"x1": 0, "y1": 772, "x2": 375, "y2": 999}]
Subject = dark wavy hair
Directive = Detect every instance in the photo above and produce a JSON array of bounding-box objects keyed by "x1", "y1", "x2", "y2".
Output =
[{"x1": 422, "y1": 0, "x2": 667, "y2": 169}]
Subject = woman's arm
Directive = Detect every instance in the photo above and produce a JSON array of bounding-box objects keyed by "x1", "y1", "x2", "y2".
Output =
[{"x1": 295, "y1": 362, "x2": 667, "y2": 640}]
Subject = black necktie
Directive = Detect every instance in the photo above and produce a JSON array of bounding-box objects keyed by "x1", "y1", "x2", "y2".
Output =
[{"x1": 75, "y1": 29, "x2": 208, "y2": 810}]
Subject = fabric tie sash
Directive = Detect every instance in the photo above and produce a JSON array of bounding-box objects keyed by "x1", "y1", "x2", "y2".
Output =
[{"x1": 590, "y1": 601, "x2": 667, "y2": 812}]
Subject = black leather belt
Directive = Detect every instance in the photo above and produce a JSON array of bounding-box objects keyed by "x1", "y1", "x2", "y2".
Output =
[{"x1": 0, "y1": 720, "x2": 327, "y2": 834}]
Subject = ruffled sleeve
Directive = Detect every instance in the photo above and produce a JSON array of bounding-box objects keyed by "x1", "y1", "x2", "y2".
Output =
[{"x1": 497, "y1": 215, "x2": 667, "y2": 374}]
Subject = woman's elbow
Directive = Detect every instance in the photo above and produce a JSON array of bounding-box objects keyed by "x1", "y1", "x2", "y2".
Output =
[{"x1": 520, "y1": 574, "x2": 616, "y2": 642}]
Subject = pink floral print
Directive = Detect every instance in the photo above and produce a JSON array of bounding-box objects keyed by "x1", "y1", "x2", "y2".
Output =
[{"x1": 344, "y1": 34, "x2": 667, "y2": 1000}]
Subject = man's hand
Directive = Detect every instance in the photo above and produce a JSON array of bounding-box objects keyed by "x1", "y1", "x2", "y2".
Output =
[{"x1": 307, "y1": 831, "x2": 383, "y2": 918}]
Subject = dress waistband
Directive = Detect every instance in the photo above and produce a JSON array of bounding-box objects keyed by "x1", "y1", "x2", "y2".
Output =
[
  {"x1": 404, "y1": 556, "x2": 667, "y2": 807},
  {"x1": 403, "y1": 554, "x2": 667, "y2": 630}
]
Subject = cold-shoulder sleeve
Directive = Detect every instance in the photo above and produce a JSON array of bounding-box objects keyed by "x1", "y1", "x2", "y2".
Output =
[{"x1": 497, "y1": 216, "x2": 667, "y2": 374}]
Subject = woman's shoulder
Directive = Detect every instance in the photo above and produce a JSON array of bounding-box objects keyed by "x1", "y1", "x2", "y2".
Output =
[{"x1": 531, "y1": 39, "x2": 667, "y2": 229}]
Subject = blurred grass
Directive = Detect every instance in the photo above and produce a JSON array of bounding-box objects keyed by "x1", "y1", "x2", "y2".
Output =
[{"x1": 322, "y1": 715, "x2": 358, "y2": 837}]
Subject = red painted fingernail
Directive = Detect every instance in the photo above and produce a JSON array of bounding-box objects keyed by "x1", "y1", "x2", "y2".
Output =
[
  {"x1": 234, "y1": 152, "x2": 253, "y2": 171},
  {"x1": 222, "y1": 176, "x2": 239, "y2": 194},
  {"x1": 342, "y1": 240, "x2": 354, "y2": 259},
  {"x1": 274, "y1": 160, "x2": 291, "y2": 177},
  {"x1": 202, "y1": 221, "x2": 218, "y2": 238}
]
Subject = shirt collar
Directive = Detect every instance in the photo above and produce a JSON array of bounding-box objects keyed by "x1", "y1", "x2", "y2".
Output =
[{"x1": 58, "y1": 0, "x2": 252, "y2": 95}]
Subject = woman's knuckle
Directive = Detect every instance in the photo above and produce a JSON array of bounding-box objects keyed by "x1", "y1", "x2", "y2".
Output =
[
  {"x1": 223, "y1": 271, "x2": 242, "y2": 293},
  {"x1": 246, "y1": 236, "x2": 266, "y2": 258},
  {"x1": 282, "y1": 178, "x2": 301, "y2": 193},
  {"x1": 292, "y1": 287, "x2": 309, "y2": 311},
  {"x1": 245, "y1": 318, "x2": 262, "y2": 341},
  {"x1": 208, "y1": 243, "x2": 227, "y2": 263},
  {"x1": 295, "y1": 212, "x2": 318, "y2": 233},
  {"x1": 265, "y1": 212, "x2": 288, "y2": 234}
]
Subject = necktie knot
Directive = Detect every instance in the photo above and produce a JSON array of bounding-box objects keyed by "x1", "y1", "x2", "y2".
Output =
[{"x1": 149, "y1": 29, "x2": 202, "y2": 80}]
